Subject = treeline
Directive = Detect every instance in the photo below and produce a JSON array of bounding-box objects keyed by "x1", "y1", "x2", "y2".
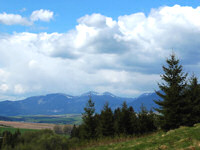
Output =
[
  {"x1": 0, "y1": 129, "x2": 69, "y2": 150},
  {"x1": 71, "y1": 100, "x2": 158, "y2": 139}
]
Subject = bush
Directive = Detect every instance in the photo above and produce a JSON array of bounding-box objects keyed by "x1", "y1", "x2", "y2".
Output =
[{"x1": 53, "y1": 125, "x2": 63, "y2": 134}]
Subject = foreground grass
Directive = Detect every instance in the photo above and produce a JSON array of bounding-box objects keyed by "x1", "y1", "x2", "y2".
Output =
[{"x1": 83, "y1": 123, "x2": 200, "y2": 150}]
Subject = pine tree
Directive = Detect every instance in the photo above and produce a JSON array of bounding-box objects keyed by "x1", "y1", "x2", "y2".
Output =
[
  {"x1": 183, "y1": 75, "x2": 200, "y2": 126},
  {"x1": 128, "y1": 106, "x2": 138, "y2": 135},
  {"x1": 118, "y1": 101, "x2": 133, "y2": 135},
  {"x1": 138, "y1": 104, "x2": 149, "y2": 134},
  {"x1": 82, "y1": 97, "x2": 97, "y2": 139},
  {"x1": 99, "y1": 102, "x2": 114, "y2": 137},
  {"x1": 154, "y1": 53, "x2": 187, "y2": 131},
  {"x1": 138, "y1": 105, "x2": 157, "y2": 134},
  {"x1": 70, "y1": 125, "x2": 79, "y2": 138},
  {"x1": 148, "y1": 109, "x2": 158, "y2": 132},
  {"x1": 113, "y1": 107, "x2": 121, "y2": 135}
]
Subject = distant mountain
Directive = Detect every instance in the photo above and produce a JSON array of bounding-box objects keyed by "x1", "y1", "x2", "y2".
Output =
[
  {"x1": 127, "y1": 92, "x2": 161, "y2": 111},
  {"x1": 0, "y1": 91, "x2": 160, "y2": 116}
]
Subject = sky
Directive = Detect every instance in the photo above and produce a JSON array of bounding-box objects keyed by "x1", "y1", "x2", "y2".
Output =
[{"x1": 0, "y1": 0, "x2": 200, "y2": 100}]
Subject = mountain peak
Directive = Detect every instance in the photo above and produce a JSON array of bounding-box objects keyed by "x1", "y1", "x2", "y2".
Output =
[
  {"x1": 81, "y1": 91, "x2": 100, "y2": 96},
  {"x1": 102, "y1": 92, "x2": 116, "y2": 97},
  {"x1": 81, "y1": 91, "x2": 116, "y2": 97},
  {"x1": 138, "y1": 92, "x2": 154, "y2": 98},
  {"x1": 46, "y1": 93, "x2": 73, "y2": 99}
]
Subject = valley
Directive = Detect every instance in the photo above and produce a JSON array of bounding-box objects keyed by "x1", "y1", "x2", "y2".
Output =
[{"x1": 4, "y1": 114, "x2": 82, "y2": 125}]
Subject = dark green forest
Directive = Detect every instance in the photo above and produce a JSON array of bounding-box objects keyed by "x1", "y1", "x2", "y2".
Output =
[{"x1": 0, "y1": 54, "x2": 200, "y2": 149}]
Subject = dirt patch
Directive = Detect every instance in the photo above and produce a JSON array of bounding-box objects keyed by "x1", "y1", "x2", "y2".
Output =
[{"x1": 159, "y1": 145, "x2": 168, "y2": 149}]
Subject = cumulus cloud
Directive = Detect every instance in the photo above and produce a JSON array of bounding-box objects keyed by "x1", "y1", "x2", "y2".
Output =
[
  {"x1": 0, "y1": 9, "x2": 54, "y2": 26},
  {"x1": 77, "y1": 13, "x2": 116, "y2": 28},
  {"x1": 0, "y1": 13, "x2": 31, "y2": 25},
  {"x1": 1, "y1": 5, "x2": 200, "y2": 99},
  {"x1": 30, "y1": 9, "x2": 54, "y2": 22}
]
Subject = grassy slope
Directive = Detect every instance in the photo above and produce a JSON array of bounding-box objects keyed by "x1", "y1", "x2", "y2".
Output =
[{"x1": 85, "y1": 123, "x2": 200, "y2": 150}]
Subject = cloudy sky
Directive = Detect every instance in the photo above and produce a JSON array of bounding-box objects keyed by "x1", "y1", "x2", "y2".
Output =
[{"x1": 0, "y1": 0, "x2": 200, "y2": 100}]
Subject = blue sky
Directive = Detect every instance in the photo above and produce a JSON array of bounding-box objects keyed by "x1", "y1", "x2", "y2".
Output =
[
  {"x1": 0, "y1": 0, "x2": 200, "y2": 100},
  {"x1": 0, "y1": 0, "x2": 200, "y2": 33}
]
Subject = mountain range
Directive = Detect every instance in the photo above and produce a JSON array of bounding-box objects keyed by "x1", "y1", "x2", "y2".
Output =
[{"x1": 0, "y1": 91, "x2": 160, "y2": 116}]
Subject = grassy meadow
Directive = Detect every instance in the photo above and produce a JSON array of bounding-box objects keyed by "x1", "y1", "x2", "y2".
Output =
[{"x1": 81, "y1": 123, "x2": 200, "y2": 150}]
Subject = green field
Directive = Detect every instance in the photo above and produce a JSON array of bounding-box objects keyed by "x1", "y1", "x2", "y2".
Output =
[
  {"x1": 83, "y1": 123, "x2": 200, "y2": 150},
  {"x1": 7, "y1": 114, "x2": 82, "y2": 125},
  {"x1": 0, "y1": 127, "x2": 38, "y2": 134}
]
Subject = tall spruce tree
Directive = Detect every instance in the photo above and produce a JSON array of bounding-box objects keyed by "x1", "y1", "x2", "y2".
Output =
[
  {"x1": 113, "y1": 107, "x2": 121, "y2": 135},
  {"x1": 183, "y1": 75, "x2": 200, "y2": 126},
  {"x1": 82, "y1": 97, "x2": 97, "y2": 139},
  {"x1": 154, "y1": 54, "x2": 187, "y2": 131},
  {"x1": 128, "y1": 106, "x2": 138, "y2": 135},
  {"x1": 99, "y1": 102, "x2": 114, "y2": 137},
  {"x1": 119, "y1": 101, "x2": 133, "y2": 135},
  {"x1": 138, "y1": 104, "x2": 149, "y2": 134}
]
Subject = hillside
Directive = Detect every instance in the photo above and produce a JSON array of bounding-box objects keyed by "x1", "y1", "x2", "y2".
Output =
[
  {"x1": 0, "y1": 91, "x2": 160, "y2": 116},
  {"x1": 83, "y1": 124, "x2": 200, "y2": 150}
]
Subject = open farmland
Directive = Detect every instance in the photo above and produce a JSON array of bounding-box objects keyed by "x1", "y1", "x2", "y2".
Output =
[
  {"x1": 0, "y1": 120, "x2": 71, "y2": 130},
  {"x1": 6, "y1": 114, "x2": 82, "y2": 125}
]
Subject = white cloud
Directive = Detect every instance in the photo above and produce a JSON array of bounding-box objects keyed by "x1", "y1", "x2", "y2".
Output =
[
  {"x1": 30, "y1": 9, "x2": 54, "y2": 22},
  {"x1": 1, "y1": 5, "x2": 200, "y2": 99},
  {"x1": 0, "y1": 9, "x2": 54, "y2": 26},
  {"x1": 78, "y1": 13, "x2": 116, "y2": 28},
  {"x1": 0, "y1": 12, "x2": 31, "y2": 25}
]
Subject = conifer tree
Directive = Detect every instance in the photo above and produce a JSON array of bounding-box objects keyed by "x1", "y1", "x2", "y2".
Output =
[
  {"x1": 148, "y1": 109, "x2": 158, "y2": 132},
  {"x1": 183, "y1": 75, "x2": 200, "y2": 126},
  {"x1": 154, "y1": 54, "x2": 187, "y2": 131},
  {"x1": 99, "y1": 102, "x2": 114, "y2": 137},
  {"x1": 70, "y1": 125, "x2": 79, "y2": 138},
  {"x1": 82, "y1": 97, "x2": 97, "y2": 139},
  {"x1": 128, "y1": 106, "x2": 138, "y2": 135},
  {"x1": 138, "y1": 105, "x2": 157, "y2": 134},
  {"x1": 93, "y1": 113, "x2": 101, "y2": 138},
  {"x1": 113, "y1": 107, "x2": 121, "y2": 135},
  {"x1": 138, "y1": 104, "x2": 149, "y2": 134},
  {"x1": 119, "y1": 101, "x2": 133, "y2": 135}
]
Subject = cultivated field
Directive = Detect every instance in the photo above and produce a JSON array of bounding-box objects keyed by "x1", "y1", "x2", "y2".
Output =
[
  {"x1": 0, "y1": 120, "x2": 67, "y2": 130},
  {"x1": 6, "y1": 114, "x2": 82, "y2": 125}
]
